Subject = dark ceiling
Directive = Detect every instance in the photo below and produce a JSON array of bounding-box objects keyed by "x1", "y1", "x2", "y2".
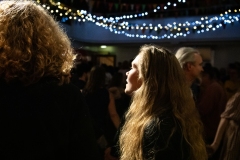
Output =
[{"x1": 51, "y1": 0, "x2": 240, "y2": 18}]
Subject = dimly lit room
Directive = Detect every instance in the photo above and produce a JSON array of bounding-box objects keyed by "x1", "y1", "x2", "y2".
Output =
[{"x1": 1, "y1": 1, "x2": 240, "y2": 160}]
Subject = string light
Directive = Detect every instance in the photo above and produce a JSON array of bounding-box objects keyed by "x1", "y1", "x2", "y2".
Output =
[
  {"x1": 39, "y1": 1, "x2": 239, "y2": 40},
  {"x1": 97, "y1": 12, "x2": 239, "y2": 39},
  {"x1": 47, "y1": 0, "x2": 185, "y2": 20}
]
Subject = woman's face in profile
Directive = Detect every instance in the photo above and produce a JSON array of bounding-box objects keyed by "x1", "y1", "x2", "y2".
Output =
[{"x1": 125, "y1": 55, "x2": 142, "y2": 95}]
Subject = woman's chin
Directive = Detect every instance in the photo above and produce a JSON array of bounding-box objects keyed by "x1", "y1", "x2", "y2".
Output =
[{"x1": 124, "y1": 88, "x2": 131, "y2": 95}]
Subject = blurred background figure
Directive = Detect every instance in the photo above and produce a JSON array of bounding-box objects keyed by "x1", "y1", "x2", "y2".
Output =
[
  {"x1": 0, "y1": 1, "x2": 99, "y2": 160},
  {"x1": 224, "y1": 62, "x2": 240, "y2": 100},
  {"x1": 101, "y1": 64, "x2": 113, "y2": 87},
  {"x1": 118, "y1": 60, "x2": 130, "y2": 89},
  {"x1": 207, "y1": 88, "x2": 240, "y2": 160},
  {"x1": 71, "y1": 62, "x2": 92, "y2": 91},
  {"x1": 83, "y1": 66, "x2": 121, "y2": 158},
  {"x1": 197, "y1": 63, "x2": 227, "y2": 145},
  {"x1": 108, "y1": 72, "x2": 131, "y2": 119},
  {"x1": 175, "y1": 47, "x2": 203, "y2": 102}
]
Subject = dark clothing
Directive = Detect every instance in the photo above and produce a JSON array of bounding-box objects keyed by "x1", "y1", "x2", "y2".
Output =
[
  {"x1": 83, "y1": 88, "x2": 110, "y2": 137},
  {"x1": 197, "y1": 81, "x2": 227, "y2": 143},
  {"x1": 115, "y1": 93, "x2": 131, "y2": 119},
  {"x1": 83, "y1": 88, "x2": 112, "y2": 159},
  {"x1": 191, "y1": 81, "x2": 200, "y2": 103},
  {"x1": 83, "y1": 88, "x2": 118, "y2": 145},
  {"x1": 72, "y1": 79, "x2": 86, "y2": 90},
  {"x1": 0, "y1": 78, "x2": 100, "y2": 160},
  {"x1": 111, "y1": 113, "x2": 190, "y2": 160}
]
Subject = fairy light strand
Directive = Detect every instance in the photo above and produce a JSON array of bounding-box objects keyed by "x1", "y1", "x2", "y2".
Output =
[{"x1": 39, "y1": 1, "x2": 240, "y2": 40}]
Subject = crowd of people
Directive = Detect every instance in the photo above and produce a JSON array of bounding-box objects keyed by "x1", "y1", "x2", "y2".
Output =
[
  {"x1": 0, "y1": 1, "x2": 240, "y2": 160},
  {"x1": 175, "y1": 47, "x2": 240, "y2": 160}
]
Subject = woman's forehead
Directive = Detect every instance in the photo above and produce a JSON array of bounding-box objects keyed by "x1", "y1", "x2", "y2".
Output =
[{"x1": 132, "y1": 55, "x2": 141, "y2": 66}]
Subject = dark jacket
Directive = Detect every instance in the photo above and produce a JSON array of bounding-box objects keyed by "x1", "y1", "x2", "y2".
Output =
[
  {"x1": 111, "y1": 113, "x2": 190, "y2": 160},
  {"x1": 0, "y1": 78, "x2": 100, "y2": 160}
]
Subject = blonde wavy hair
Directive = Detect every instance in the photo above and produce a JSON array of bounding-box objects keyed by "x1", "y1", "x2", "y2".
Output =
[
  {"x1": 0, "y1": 0, "x2": 75, "y2": 85},
  {"x1": 119, "y1": 44, "x2": 207, "y2": 160}
]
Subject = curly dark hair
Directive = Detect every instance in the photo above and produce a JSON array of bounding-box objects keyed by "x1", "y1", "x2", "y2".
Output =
[{"x1": 0, "y1": 0, "x2": 75, "y2": 85}]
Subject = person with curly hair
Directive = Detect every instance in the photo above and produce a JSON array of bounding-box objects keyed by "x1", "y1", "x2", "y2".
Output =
[
  {"x1": 0, "y1": 1, "x2": 99, "y2": 159},
  {"x1": 105, "y1": 44, "x2": 207, "y2": 160}
]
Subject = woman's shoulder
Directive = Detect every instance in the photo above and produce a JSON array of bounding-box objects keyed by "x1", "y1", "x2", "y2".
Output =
[
  {"x1": 144, "y1": 114, "x2": 176, "y2": 146},
  {"x1": 143, "y1": 114, "x2": 190, "y2": 160},
  {"x1": 221, "y1": 90, "x2": 240, "y2": 119},
  {"x1": 147, "y1": 114, "x2": 175, "y2": 129}
]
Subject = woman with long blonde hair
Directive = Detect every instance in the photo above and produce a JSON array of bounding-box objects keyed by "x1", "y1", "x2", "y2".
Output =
[{"x1": 105, "y1": 44, "x2": 207, "y2": 160}]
